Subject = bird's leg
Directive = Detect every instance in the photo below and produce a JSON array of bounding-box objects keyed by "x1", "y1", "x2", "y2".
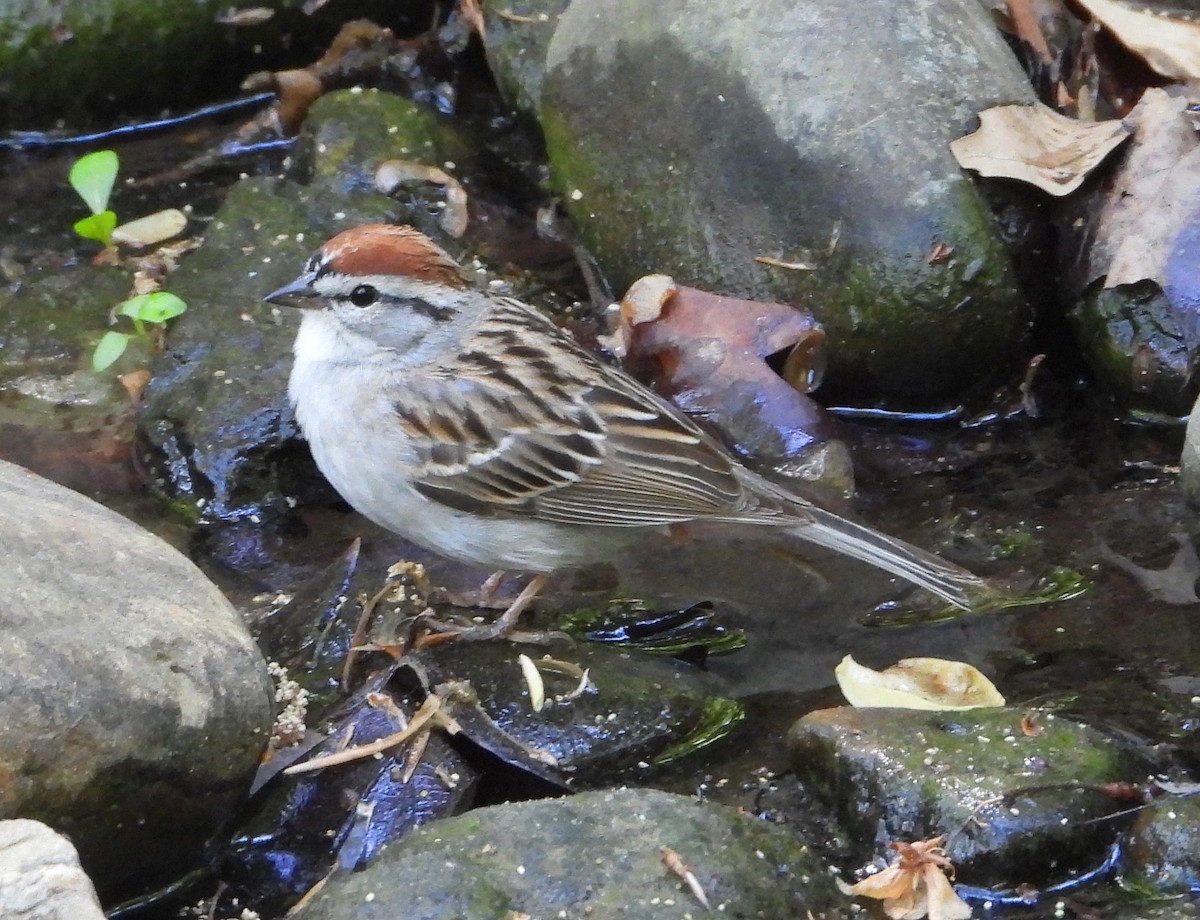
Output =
[
  {"x1": 476, "y1": 569, "x2": 508, "y2": 605},
  {"x1": 439, "y1": 569, "x2": 510, "y2": 610},
  {"x1": 460, "y1": 573, "x2": 548, "y2": 641},
  {"x1": 423, "y1": 573, "x2": 550, "y2": 642}
]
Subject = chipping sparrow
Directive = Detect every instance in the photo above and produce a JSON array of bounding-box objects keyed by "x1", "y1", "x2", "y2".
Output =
[{"x1": 267, "y1": 224, "x2": 988, "y2": 610}]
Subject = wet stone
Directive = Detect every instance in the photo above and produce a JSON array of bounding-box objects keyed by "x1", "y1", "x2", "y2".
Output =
[
  {"x1": 788, "y1": 705, "x2": 1140, "y2": 888},
  {"x1": 289, "y1": 787, "x2": 848, "y2": 920},
  {"x1": 0, "y1": 459, "x2": 274, "y2": 905},
  {"x1": 1123, "y1": 790, "x2": 1200, "y2": 895},
  {"x1": 539, "y1": 0, "x2": 1035, "y2": 404}
]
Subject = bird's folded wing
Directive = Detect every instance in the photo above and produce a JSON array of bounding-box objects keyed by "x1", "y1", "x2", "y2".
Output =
[{"x1": 395, "y1": 360, "x2": 759, "y2": 527}]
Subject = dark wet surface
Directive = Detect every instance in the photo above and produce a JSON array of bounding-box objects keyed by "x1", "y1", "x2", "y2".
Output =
[
  {"x1": 4, "y1": 102, "x2": 1199, "y2": 920},
  {"x1": 3, "y1": 102, "x2": 1197, "y2": 740}
]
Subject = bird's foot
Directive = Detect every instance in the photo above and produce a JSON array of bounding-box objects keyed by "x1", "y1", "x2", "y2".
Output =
[{"x1": 424, "y1": 574, "x2": 550, "y2": 642}]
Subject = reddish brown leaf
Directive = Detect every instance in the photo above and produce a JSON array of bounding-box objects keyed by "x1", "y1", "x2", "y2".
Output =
[{"x1": 619, "y1": 278, "x2": 847, "y2": 487}]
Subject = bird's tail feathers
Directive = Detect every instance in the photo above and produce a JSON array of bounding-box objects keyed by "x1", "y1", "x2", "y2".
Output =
[{"x1": 790, "y1": 505, "x2": 987, "y2": 610}]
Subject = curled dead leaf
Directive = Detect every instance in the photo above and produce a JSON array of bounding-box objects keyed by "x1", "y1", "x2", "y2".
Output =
[
  {"x1": 618, "y1": 279, "x2": 844, "y2": 488},
  {"x1": 1092, "y1": 89, "x2": 1199, "y2": 291},
  {"x1": 612, "y1": 274, "x2": 677, "y2": 357},
  {"x1": 621, "y1": 273, "x2": 677, "y2": 326},
  {"x1": 835, "y1": 654, "x2": 1005, "y2": 710},
  {"x1": 376, "y1": 160, "x2": 469, "y2": 239},
  {"x1": 118, "y1": 369, "x2": 152, "y2": 406},
  {"x1": 839, "y1": 837, "x2": 972, "y2": 920},
  {"x1": 1074, "y1": 0, "x2": 1200, "y2": 83}
]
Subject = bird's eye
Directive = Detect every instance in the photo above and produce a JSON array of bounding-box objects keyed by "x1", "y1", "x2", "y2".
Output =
[{"x1": 349, "y1": 284, "x2": 379, "y2": 307}]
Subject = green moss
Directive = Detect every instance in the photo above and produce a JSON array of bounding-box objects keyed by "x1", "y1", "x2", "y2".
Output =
[
  {"x1": 305, "y1": 89, "x2": 468, "y2": 182},
  {"x1": 0, "y1": 0, "x2": 308, "y2": 125},
  {"x1": 1070, "y1": 281, "x2": 1195, "y2": 415},
  {"x1": 0, "y1": 262, "x2": 130, "y2": 373},
  {"x1": 542, "y1": 99, "x2": 1029, "y2": 403},
  {"x1": 540, "y1": 103, "x2": 712, "y2": 293},
  {"x1": 804, "y1": 181, "x2": 1027, "y2": 400}
]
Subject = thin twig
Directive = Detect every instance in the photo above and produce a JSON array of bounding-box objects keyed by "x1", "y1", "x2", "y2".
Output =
[
  {"x1": 341, "y1": 582, "x2": 394, "y2": 691},
  {"x1": 285, "y1": 695, "x2": 443, "y2": 775}
]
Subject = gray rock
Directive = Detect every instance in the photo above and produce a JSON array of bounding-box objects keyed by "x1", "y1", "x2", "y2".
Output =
[
  {"x1": 0, "y1": 819, "x2": 105, "y2": 920},
  {"x1": 1183, "y1": 403, "x2": 1200, "y2": 505},
  {"x1": 0, "y1": 459, "x2": 274, "y2": 902},
  {"x1": 540, "y1": 0, "x2": 1035, "y2": 403},
  {"x1": 789, "y1": 706, "x2": 1136, "y2": 887},
  {"x1": 480, "y1": 0, "x2": 571, "y2": 113},
  {"x1": 1124, "y1": 789, "x2": 1200, "y2": 894},
  {"x1": 291, "y1": 787, "x2": 848, "y2": 919}
]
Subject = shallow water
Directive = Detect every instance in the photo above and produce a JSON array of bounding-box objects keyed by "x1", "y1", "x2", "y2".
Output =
[{"x1": 3, "y1": 113, "x2": 1198, "y2": 920}]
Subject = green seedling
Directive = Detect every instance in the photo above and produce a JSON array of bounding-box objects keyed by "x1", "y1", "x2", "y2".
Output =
[
  {"x1": 69, "y1": 150, "x2": 120, "y2": 246},
  {"x1": 93, "y1": 291, "x2": 188, "y2": 372},
  {"x1": 67, "y1": 151, "x2": 190, "y2": 372}
]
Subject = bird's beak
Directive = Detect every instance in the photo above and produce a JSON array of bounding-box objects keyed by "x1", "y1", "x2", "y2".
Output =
[{"x1": 264, "y1": 272, "x2": 319, "y2": 309}]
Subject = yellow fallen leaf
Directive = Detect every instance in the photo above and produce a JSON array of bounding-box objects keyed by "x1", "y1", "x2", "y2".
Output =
[
  {"x1": 835, "y1": 654, "x2": 1004, "y2": 710},
  {"x1": 111, "y1": 209, "x2": 188, "y2": 247}
]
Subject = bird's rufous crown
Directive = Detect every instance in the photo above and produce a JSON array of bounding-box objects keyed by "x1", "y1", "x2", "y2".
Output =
[{"x1": 321, "y1": 224, "x2": 466, "y2": 289}]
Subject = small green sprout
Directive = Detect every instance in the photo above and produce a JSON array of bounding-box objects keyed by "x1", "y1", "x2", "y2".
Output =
[
  {"x1": 67, "y1": 151, "x2": 190, "y2": 373},
  {"x1": 93, "y1": 291, "x2": 189, "y2": 372},
  {"x1": 69, "y1": 150, "x2": 120, "y2": 246}
]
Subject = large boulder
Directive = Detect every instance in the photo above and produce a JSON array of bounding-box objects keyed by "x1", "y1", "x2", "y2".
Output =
[
  {"x1": 0, "y1": 459, "x2": 274, "y2": 903},
  {"x1": 539, "y1": 0, "x2": 1036, "y2": 404}
]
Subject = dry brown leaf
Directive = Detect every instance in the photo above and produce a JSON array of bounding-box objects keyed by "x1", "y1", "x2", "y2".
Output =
[
  {"x1": 1092, "y1": 88, "x2": 1200, "y2": 290},
  {"x1": 839, "y1": 837, "x2": 972, "y2": 920},
  {"x1": 619, "y1": 279, "x2": 844, "y2": 482},
  {"x1": 1074, "y1": 0, "x2": 1200, "y2": 83},
  {"x1": 118, "y1": 369, "x2": 152, "y2": 406},
  {"x1": 950, "y1": 102, "x2": 1130, "y2": 195},
  {"x1": 376, "y1": 160, "x2": 470, "y2": 238},
  {"x1": 621, "y1": 280, "x2": 825, "y2": 393}
]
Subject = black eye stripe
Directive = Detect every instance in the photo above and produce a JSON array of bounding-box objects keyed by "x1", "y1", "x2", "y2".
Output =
[
  {"x1": 405, "y1": 296, "x2": 456, "y2": 322},
  {"x1": 334, "y1": 284, "x2": 457, "y2": 321}
]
